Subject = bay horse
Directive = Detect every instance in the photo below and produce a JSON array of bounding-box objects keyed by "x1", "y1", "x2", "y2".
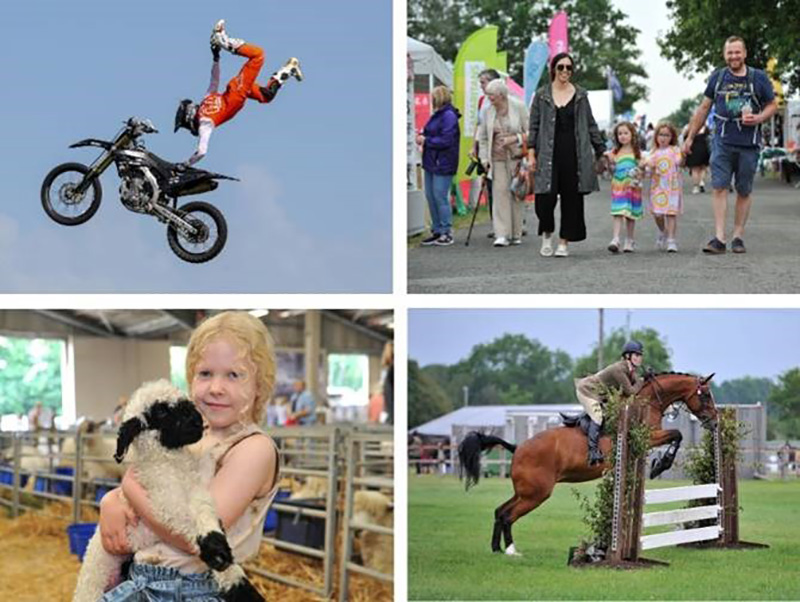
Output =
[{"x1": 458, "y1": 372, "x2": 718, "y2": 555}]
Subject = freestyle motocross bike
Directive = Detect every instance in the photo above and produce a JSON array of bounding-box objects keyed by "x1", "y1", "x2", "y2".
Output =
[{"x1": 41, "y1": 117, "x2": 237, "y2": 263}]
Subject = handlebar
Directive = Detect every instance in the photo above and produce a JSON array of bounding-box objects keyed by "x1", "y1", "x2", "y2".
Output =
[{"x1": 126, "y1": 117, "x2": 159, "y2": 135}]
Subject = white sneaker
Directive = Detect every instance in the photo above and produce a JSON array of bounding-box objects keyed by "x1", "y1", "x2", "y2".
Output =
[
  {"x1": 607, "y1": 238, "x2": 620, "y2": 253},
  {"x1": 493, "y1": 236, "x2": 510, "y2": 247},
  {"x1": 666, "y1": 239, "x2": 678, "y2": 253},
  {"x1": 540, "y1": 235, "x2": 554, "y2": 257},
  {"x1": 655, "y1": 232, "x2": 666, "y2": 251},
  {"x1": 623, "y1": 239, "x2": 635, "y2": 253},
  {"x1": 554, "y1": 243, "x2": 569, "y2": 257},
  {"x1": 211, "y1": 19, "x2": 244, "y2": 53},
  {"x1": 274, "y1": 57, "x2": 304, "y2": 82},
  {"x1": 692, "y1": 185, "x2": 700, "y2": 194},
  {"x1": 510, "y1": 237, "x2": 522, "y2": 246}
]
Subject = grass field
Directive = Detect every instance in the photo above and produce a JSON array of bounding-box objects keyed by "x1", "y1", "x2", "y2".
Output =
[{"x1": 409, "y1": 473, "x2": 800, "y2": 600}]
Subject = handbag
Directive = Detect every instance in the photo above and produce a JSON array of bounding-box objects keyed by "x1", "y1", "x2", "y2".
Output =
[{"x1": 510, "y1": 135, "x2": 535, "y2": 201}]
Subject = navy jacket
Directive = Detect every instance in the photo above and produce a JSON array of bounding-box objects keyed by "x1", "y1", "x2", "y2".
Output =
[{"x1": 422, "y1": 103, "x2": 461, "y2": 176}]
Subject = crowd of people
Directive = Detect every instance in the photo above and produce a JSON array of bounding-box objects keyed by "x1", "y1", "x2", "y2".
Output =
[{"x1": 416, "y1": 36, "x2": 779, "y2": 255}]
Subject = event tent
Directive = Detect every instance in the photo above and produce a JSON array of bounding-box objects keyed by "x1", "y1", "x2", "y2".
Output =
[{"x1": 407, "y1": 36, "x2": 452, "y2": 90}]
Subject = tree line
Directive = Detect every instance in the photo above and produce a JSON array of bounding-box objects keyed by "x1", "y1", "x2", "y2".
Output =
[{"x1": 409, "y1": 327, "x2": 800, "y2": 439}]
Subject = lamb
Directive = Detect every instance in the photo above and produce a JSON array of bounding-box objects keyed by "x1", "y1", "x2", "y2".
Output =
[
  {"x1": 73, "y1": 379, "x2": 263, "y2": 602},
  {"x1": 352, "y1": 490, "x2": 393, "y2": 575}
]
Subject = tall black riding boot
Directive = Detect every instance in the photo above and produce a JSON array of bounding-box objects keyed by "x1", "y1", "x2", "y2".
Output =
[{"x1": 587, "y1": 421, "x2": 604, "y2": 465}]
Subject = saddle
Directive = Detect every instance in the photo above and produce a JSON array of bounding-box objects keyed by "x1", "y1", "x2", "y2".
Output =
[{"x1": 560, "y1": 412, "x2": 599, "y2": 436}]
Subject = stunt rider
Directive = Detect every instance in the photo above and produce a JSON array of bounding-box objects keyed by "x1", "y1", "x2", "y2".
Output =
[
  {"x1": 574, "y1": 340, "x2": 647, "y2": 465},
  {"x1": 174, "y1": 20, "x2": 303, "y2": 166}
]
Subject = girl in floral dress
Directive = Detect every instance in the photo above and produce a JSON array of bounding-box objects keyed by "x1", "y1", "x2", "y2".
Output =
[
  {"x1": 605, "y1": 122, "x2": 643, "y2": 253},
  {"x1": 644, "y1": 122, "x2": 684, "y2": 252}
]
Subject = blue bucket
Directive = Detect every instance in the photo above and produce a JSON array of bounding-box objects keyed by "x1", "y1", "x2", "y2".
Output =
[
  {"x1": 34, "y1": 474, "x2": 50, "y2": 493},
  {"x1": 264, "y1": 490, "x2": 291, "y2": 533},
  {"x1": 0, "y1": 467, "x2": 12, "y2": 485},
  {"x1": 67, "y1": 523, "x2": 97, "y2": 561},
  {"x1": 53, "y1": 466, "x2": 74, "y2": 496}
]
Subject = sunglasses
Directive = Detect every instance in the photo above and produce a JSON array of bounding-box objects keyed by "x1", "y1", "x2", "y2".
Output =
[{"x1": 556, "y1": 64, "x2": 573, "y2": 72}]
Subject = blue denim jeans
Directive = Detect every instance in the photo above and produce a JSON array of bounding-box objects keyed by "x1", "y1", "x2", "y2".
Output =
[
  {"x1": 100, "y1": 563, "x2": 222, "y2": 601},
  {"x1": 423, "y1": 171, "x2": 453, "y2": 235},
  {"x1": 710, "y1": 138, "x2": 759, "y2": 196}
]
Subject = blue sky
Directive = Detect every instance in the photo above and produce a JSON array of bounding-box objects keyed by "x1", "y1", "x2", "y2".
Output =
[
  {"x1": 409, "y1": 309, "x2": 800, "y2": 383},
  {"x1": 2, "y1": 1, "x2": 391, "y2": 292}
]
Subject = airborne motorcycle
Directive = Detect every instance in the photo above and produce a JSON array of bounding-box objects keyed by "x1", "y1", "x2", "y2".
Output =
[{"x1": 41, "y1": 117, "x2": 238, "y2": 263}]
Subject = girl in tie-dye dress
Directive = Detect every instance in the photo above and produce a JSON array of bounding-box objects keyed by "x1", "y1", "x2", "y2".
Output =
[
  {"x1": 644, "y1": 122, "x2": 684, "y2": 252},
  {"x1": 605, "y1": 122, "x2": 643, "y2": 253}
]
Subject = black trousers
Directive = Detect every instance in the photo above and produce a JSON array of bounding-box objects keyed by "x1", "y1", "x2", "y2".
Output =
[{"x1": 535, "y1": 190, "x2": 586, "y2": 242}]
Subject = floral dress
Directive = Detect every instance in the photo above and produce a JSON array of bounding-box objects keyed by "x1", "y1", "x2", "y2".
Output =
[
  {"x1": 610, "y1": 150, "x2": 643, "y2": 219},
  {"x1": 647, "y1": 146, "x2": 683, "y2": 216}
]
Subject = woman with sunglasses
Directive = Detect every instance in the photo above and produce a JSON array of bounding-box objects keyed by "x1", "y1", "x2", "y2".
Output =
[{"x1": 527, "y1": 53, "x2": 606, "y2": 257}]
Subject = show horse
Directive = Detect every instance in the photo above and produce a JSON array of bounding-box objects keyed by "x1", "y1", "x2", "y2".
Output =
[{"x1": 458, "y1": 372, "x2": 718, "y2": 555}]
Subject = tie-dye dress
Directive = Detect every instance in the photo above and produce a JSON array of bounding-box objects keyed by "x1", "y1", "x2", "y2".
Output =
[
  {"x1": 610, "y1": 150, "x2": 643, "y2": 219},
  {"x1": 647, "y1": 146, "x2": 683, "y2": 216}
]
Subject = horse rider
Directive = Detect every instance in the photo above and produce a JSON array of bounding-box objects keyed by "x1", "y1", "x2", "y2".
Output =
[{"x1": 574, "y1": 340, "x2": 647, "y2": 465}]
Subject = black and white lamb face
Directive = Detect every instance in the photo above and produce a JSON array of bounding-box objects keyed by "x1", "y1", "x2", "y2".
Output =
[{"x1": 115, "y1": 379, "x2": 205, "y2": 462}]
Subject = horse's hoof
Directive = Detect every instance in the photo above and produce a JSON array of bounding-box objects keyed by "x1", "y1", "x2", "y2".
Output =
[{"x1": 504, "y1": 544, "x2": 522, "y2": 557}]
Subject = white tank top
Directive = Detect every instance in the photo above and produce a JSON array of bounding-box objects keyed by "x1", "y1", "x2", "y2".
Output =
[{"x1": 134, "y1": 423, "x2": 279, "y2": 573}]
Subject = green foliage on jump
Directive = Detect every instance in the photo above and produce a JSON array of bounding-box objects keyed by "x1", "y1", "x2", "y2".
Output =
[
  {"x1": 573, "y1": 391, "x2": 650, "y2": 550},
  {"x1": 685, "y1": 407, "x2": 744, "y2": 485}
]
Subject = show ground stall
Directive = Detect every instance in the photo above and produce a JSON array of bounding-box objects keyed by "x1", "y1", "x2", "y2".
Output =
[
  {"x1": 407, "y1": 37, "x2": 454, "y2": 236},
  {"x1": 0, "y1": 423, "x2": 394, "y2": 599}
]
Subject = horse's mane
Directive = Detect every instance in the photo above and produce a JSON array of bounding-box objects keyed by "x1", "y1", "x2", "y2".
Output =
[{"x1": 652, "y1": 371, "x2": 697, "y2": 378}]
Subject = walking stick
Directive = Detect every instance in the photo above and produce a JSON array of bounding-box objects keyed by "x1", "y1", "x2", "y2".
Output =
[{"x1": 465, "y1": 175, "x2": 488, "y2": 247}]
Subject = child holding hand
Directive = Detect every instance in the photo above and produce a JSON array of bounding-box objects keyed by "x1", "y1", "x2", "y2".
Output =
[
  {"x1": 606, "y1": 122, "x2": 644, "y2": 253},
  {"x1": 97, "y1": 311, "x2": 279, "y2": 601},
  {"x1": 644, "y1": 122, "x2": 684, "y2": 252}
]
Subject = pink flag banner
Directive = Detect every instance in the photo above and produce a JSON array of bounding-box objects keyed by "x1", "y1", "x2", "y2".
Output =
[
  {"x1": 506, "y1": 77, "x2": 524, "y2": 100},
  {"x1": 548, "y1": 11, "x2": 569, "y2": 60}
]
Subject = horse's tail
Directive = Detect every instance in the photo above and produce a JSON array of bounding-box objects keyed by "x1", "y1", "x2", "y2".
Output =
[{"x1": 458, "y1": 431, "x2": 517, "y2": 491}]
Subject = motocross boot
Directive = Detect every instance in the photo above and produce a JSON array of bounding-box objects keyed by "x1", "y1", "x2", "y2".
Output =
[
  {"x1": 273, "y1": 57, "x2": 304, "y2": 82},
  {"x1": 210, "y1": 19, "x2": 244, "y2": 53},
  {"x1": 586, "y1": 421, "x2": 604, "y2": 465}
]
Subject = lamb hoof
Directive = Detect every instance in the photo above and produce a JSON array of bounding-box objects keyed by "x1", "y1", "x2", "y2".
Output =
[
  {"x1": 221, "y1": 579, "x2": 265, "y2": 602},
  {"x1": 197, "y1": 531, "x2": 233, "y2": 571}
]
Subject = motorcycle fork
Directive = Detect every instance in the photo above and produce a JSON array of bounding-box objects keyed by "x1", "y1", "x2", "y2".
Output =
[{"x1": 150, "y1": 202, "x2": 201, "y2": 237}]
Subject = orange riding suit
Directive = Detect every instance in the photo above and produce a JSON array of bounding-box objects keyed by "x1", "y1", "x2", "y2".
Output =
[
  {"x1": 197, "y1": 43, "x2": 272, "y2": 126},
  {"x1": 188, "y1": 44, "x2": 274, "y2": 165}
]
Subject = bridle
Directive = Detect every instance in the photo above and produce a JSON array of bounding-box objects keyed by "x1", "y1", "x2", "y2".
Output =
[{"x1": 643, "y1": 374, "x2": 716, "y2": 428}]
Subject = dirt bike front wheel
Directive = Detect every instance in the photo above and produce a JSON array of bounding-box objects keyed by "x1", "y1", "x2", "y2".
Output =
[
  {"x1": 40, "y1": 162, "x2": 103, "y2": 225},
  {"x1": 166, "y1": 201, "x2": 228, "y2": 263}
]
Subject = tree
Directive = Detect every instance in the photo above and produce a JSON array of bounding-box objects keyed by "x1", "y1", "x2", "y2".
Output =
[
  {"x1": 664, "y1": 93, "x2": 706, "y2": 131},
  {"x1": 711, "y1": 376, "x2": 775, "y2": 406},
  {"x1": 451, "y1": 333, "x2": 574, "y2": 405},
  {"x1": 408, "y1": 0, "x2": 649, "y2": 114},
  {"x1": 408, "y1": 360, "x2": 456, "y2": 428},
  {"x1": 0, "y1": 336, "x2": 63, "y2": 416},
  {"x1": 767, "y1": 368, "x2": 800, "y2": 439},
  {"x1": 658, "y1": 0, "x2": 800, "y2": 95},
  {"x1": 573, "y1": 327, "x2": 673, "y2": 378}
]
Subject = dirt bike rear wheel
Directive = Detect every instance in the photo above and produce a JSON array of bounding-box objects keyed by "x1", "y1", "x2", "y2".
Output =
[
  {"x1": 41, "y1": 163, "x2": 103, "y2": 225},
  {"x1": 166, "y1": 201, "x2": 227, "y2": 263}
]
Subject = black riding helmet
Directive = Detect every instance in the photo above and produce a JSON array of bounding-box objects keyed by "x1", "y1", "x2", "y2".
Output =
[
  {"x1": 621, "y1": 340, "x2": 644, "y2": 357},
  {"x1": 174, "y1": 99, "x2": 199, "y2": 136}
]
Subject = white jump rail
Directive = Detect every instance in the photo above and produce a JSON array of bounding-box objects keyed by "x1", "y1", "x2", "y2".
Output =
[{"x1": 640, "y1": 483, "x2": 722, "y2": 550}]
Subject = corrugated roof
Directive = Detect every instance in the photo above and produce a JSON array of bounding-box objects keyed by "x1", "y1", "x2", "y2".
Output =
[{"x1": 411, "y1": 404, "x2": 583, "y2": 437}]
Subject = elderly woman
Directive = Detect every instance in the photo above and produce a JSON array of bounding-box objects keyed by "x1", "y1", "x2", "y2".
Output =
[
  {"x1": 417, "y1": 86, "x2": 461, "y2": 246},
  {"x1": 478, "y1": 79, "x2": 529, "y2": 247},
  {"x1": 527, "y1": 53, "x2": 606, "y2": 257}
]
